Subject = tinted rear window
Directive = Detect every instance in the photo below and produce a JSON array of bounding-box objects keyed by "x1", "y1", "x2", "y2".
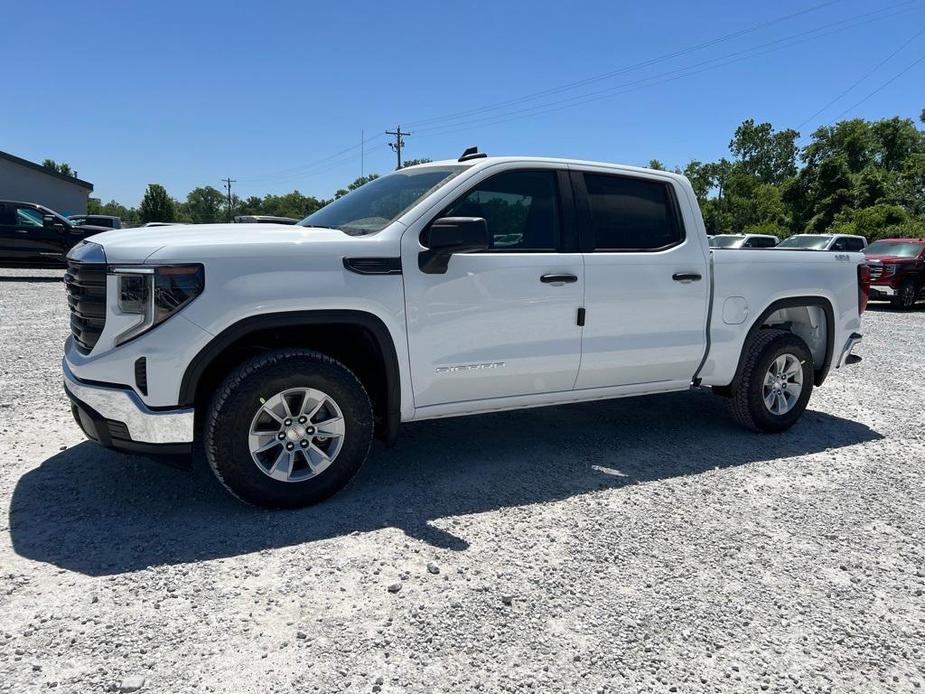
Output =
[{"x1": 584, "y1": 174, "x2": 683, "y2": 250}]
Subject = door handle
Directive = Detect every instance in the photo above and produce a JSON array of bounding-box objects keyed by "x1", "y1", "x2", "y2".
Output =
[
  {"x1": 540, "y1": 273, "x2": 578, "y2": 285},
  {"x1": 672, "y1": 272, "x2": 702, "y2": 282}
]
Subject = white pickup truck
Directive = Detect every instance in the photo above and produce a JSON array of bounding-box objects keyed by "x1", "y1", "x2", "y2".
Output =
[{"x1": 63, "y1": 151, "x2": 868, "y2": 507}]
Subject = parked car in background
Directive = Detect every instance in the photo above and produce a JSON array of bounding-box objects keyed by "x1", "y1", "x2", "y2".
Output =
[
  {"x1": 776, "y1": 234, "x2": 867, "y2": 251},
  {"x1": 68, "y1": 214, "x2": 122, "y2": 229},
  {"x1": 863, "y1": 238, "x2": 925, "y2": 309},
  {"x1": 0, "y1": 200, "x2": 110, "y2": 267},
  {"x1": 233, "y1": 215, "x2": 299, "y2": 225},
  {"x1": 708, "y1": 233, "x2": 780, "y2": 248}
]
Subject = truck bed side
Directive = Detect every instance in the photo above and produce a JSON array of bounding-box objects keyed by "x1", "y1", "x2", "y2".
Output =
[{"x1": 699, "y1": 249, "x2": 863, "y2": 388}]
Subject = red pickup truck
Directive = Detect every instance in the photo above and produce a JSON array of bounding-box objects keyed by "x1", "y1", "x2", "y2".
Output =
[{"x1": 863, "y1": 238, "x2": 925, "y2": 309}]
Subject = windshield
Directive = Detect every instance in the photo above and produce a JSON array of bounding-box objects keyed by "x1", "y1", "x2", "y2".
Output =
[
  {"x1": 777, "y1": 235, "x2": 830, "y2": 250},
  {"x1": 300, "y1": 166, "x2": 467, "y2": 235},
  {"x1": 864, "y1": 241, "x2": 924, "y2": 258},
  {"x1": 709, "y1": 235, "x2": 745, "y2": 248}
]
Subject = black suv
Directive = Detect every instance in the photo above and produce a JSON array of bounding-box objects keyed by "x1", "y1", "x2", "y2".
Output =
[{"x1": 0, "y1": 201, "x2": 110, "y2": 267}]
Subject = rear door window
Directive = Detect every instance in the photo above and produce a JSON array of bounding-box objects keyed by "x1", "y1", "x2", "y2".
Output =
[{"x1": 582, "y1": 174, "x2": 683, "y2": 251}]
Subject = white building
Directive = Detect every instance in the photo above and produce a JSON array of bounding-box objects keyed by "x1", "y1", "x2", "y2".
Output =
[{"x1": 0, "y1": 150, "x2": 94, "y2": 215}]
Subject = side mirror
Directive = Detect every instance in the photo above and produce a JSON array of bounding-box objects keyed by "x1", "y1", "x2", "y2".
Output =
[
  {"x1": 419, "y1": 217, "x2": 489, "y2": 274},
  {"x1": 43, "y1": 214, "x2": 65, "y2": 232}
]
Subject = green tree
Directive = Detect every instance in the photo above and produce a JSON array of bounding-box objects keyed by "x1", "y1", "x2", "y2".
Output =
[
  {"x1": 139, "y1": 184, "x2": 177, "y2": 223},
  {"x1": 647, "y1": 159, "x2": 665, "y2": 171},
  {"x1": 831, "y1": 203, "x2": 916, "y2": 241},
  {"x1": 184, "y1": 186, "x2": 226, "y2": 224},
  {"x1": 729, "y1": 119, "x2": 799, "y2": 185},
  {"x1": 42, "y1": 159, "x2": 74, "y2": 177}
]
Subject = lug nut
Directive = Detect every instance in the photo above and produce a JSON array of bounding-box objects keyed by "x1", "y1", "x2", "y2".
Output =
[
  {"x1": 300, "y1": 440, "x2": 309, "y2": 448},
  {"x1": 277, "y1": 432, "x2": 285, "y2": 440},
  {"x1": 286, "y1": 442, "x2": 294, "y2": 451},
  {"x1": 306, "y1": 426, "x2": 315, "y2": 434},
  {"x1": 284, "y1": 418, "x2": 292, "y2": 426},
  {"x1": 298, "y1": 416, "x2": 307, "y2": 424}
]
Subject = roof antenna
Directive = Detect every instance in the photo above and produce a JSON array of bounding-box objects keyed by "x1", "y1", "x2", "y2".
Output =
[{"x1": 458, "y1": 146, "x2": 488, "y2": 162}]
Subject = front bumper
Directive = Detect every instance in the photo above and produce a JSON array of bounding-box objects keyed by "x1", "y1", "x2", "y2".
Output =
[{"x1": 63, "y1": 360, "x2": 194, "y2": 455}]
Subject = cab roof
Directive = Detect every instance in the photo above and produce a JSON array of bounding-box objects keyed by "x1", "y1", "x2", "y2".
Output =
[{"x1": 406, "y1": 156, "x2": 687, "y2": 182}]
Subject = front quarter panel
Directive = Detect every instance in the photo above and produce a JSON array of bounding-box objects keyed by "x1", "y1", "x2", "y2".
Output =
[{"x1": 145, "y1": 231, "x2": 412, "y2": 415}]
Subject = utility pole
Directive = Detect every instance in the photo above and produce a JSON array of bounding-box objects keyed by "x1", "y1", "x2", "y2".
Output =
[
  {"x1": 221, "y1": 177, "x2": 236, "y2": 221},
  {"x1": 386, "y1": 125, "x2": 411, "y2": 169}
]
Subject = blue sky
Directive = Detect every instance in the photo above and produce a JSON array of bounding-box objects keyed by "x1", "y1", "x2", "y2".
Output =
[{"x1": 5, "y1": 0, "x2": 924, "y2": 206}]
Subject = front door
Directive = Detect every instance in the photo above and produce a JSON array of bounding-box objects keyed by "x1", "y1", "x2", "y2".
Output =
[
  {"x1": 11, "y1": 205, "x2": 65, "y2": 264},
  {"x1": 402, "y1": 166, "x2": 584, "y2": 408},
  {"x1": 571, "y1": 168, "x2": 710, "y2": 389}
]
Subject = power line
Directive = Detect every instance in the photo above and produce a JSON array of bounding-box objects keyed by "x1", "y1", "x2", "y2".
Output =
[
  {"x1": 232, "y1": 1, "x2": 860, "y2": 186},
  {"x1": 403, "y1": 0, "x2": 863, "y2": 130},
  {"x1": 796, "y1": 24, "x2": 925, "y2": 130},
  {"x1": 224, "y1": 0, "x2": 919, "y2": 188},
  {"x1": 413, "y1": 3, "x2": 915, "y2": 140},
  {"x1": 823, "y1": 51, "x2": 925, "y2": 124},
  {"x1": 236, "y1": 134, "x2": 385, "y2": 184},
  {"x1": 386, "y1": 126, "x2": 412, "y2": 168}
]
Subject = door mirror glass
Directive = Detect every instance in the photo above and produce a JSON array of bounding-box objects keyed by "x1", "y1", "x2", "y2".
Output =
[{"x1": 419, "y1": 217, "x2": 489, "y2": 273}]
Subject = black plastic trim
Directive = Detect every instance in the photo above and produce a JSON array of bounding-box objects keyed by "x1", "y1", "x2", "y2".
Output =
[
  {"x1": 134, "y1": 357, "x2": 148, "y2": 395},
  {"x1": 343, "y1": 257, "x2": 402, "y2": 275},
  {"x1": 178, "y1": 310, "x2": 402, "y2": 445},
  {"x1": 729, "y1": 296, "x2": 836, "y2": 390}
]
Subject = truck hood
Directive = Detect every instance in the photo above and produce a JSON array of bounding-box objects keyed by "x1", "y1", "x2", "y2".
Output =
[
  {"x1": 864, "y1": 255, "x2": 917, "y2": 264},
  {"x1": 83, "y1": 223, "x2": 354, "y2": 264}
]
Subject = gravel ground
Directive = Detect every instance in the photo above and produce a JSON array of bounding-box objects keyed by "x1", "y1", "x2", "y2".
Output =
[{"x1": 1, "y1": 267, "x2": 923, "y2": 694}]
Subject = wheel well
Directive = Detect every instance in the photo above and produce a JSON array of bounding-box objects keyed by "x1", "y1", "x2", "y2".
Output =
[
  {"x1": 184, "y1": 313, "x2": 400, "y2": 443},
  {"x1": 729, "y1": 297, "x2": 835, "y2": 391}
]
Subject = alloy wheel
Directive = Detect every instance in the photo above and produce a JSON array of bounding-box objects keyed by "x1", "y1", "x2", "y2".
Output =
[
  {"x1": 248, "y1": 387, "x2": 346, "y2": 482},
  {"x1": 762, "y1": 353, "x2": 804, "y2": 416}
]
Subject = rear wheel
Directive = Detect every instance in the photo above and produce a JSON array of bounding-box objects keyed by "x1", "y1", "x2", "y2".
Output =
[
  {"x1": 730, "y1": 329, "x2": 814, "y2": 433},
  {"x1": 205, "y1": 349, "x2": 373, "y2": 508}
]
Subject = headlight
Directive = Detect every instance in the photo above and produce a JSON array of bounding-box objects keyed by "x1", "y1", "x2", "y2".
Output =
[
  {"x1": 882, "y1": 264, "x2": 897, "y2": 276},
  {"x1": 112, "y1": 264, "x2": 204, "y2": 345}
]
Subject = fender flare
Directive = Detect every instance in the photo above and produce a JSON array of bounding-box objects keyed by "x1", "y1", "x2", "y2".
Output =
[
  {"x1": 178, "y1": 310, "x2": 402, "y2": 444},
  {"x1": 729, "y1": 296, "x2": 835, "y2": 390}
]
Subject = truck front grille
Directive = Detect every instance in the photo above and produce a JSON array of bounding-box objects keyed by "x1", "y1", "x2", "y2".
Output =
[
  {"x1": 867, "y1": 264, "x2": 883, "y2": 280},
  {"x1": 65, "y1": 261, "x2": 107, "y2": 354}
]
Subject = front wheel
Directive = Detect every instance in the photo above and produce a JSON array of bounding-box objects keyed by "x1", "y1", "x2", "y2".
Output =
[
  {"x1": 205, "y1": 349, "x2": 373, "y2": 508},
  {"x1": 891, "y1": 278, "x2": 919, "y2": 310},
  {"x1": 729, "y1": 329, "x2": 814, "y2": 433}
]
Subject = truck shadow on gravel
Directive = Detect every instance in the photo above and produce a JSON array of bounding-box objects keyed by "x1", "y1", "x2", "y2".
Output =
[{"x1": 9, "y1": 390, "x2": 881, "y2": 576}]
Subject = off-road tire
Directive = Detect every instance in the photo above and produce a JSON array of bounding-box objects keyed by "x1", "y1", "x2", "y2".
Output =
[
  {"x1": 205, "y1": 349, "x2": 373, "y2": 508},
  {"x1": 730, "y1": 329, "x2": 814, "y2": 433}
]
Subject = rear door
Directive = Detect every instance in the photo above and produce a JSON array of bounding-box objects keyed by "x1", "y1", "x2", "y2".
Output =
[
  {"x1": 571, "y1": 168, "x2": 709, "y2": 389},
  {"x1": 401, "y1": 165, "x2": 584, "y2": 408}
]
